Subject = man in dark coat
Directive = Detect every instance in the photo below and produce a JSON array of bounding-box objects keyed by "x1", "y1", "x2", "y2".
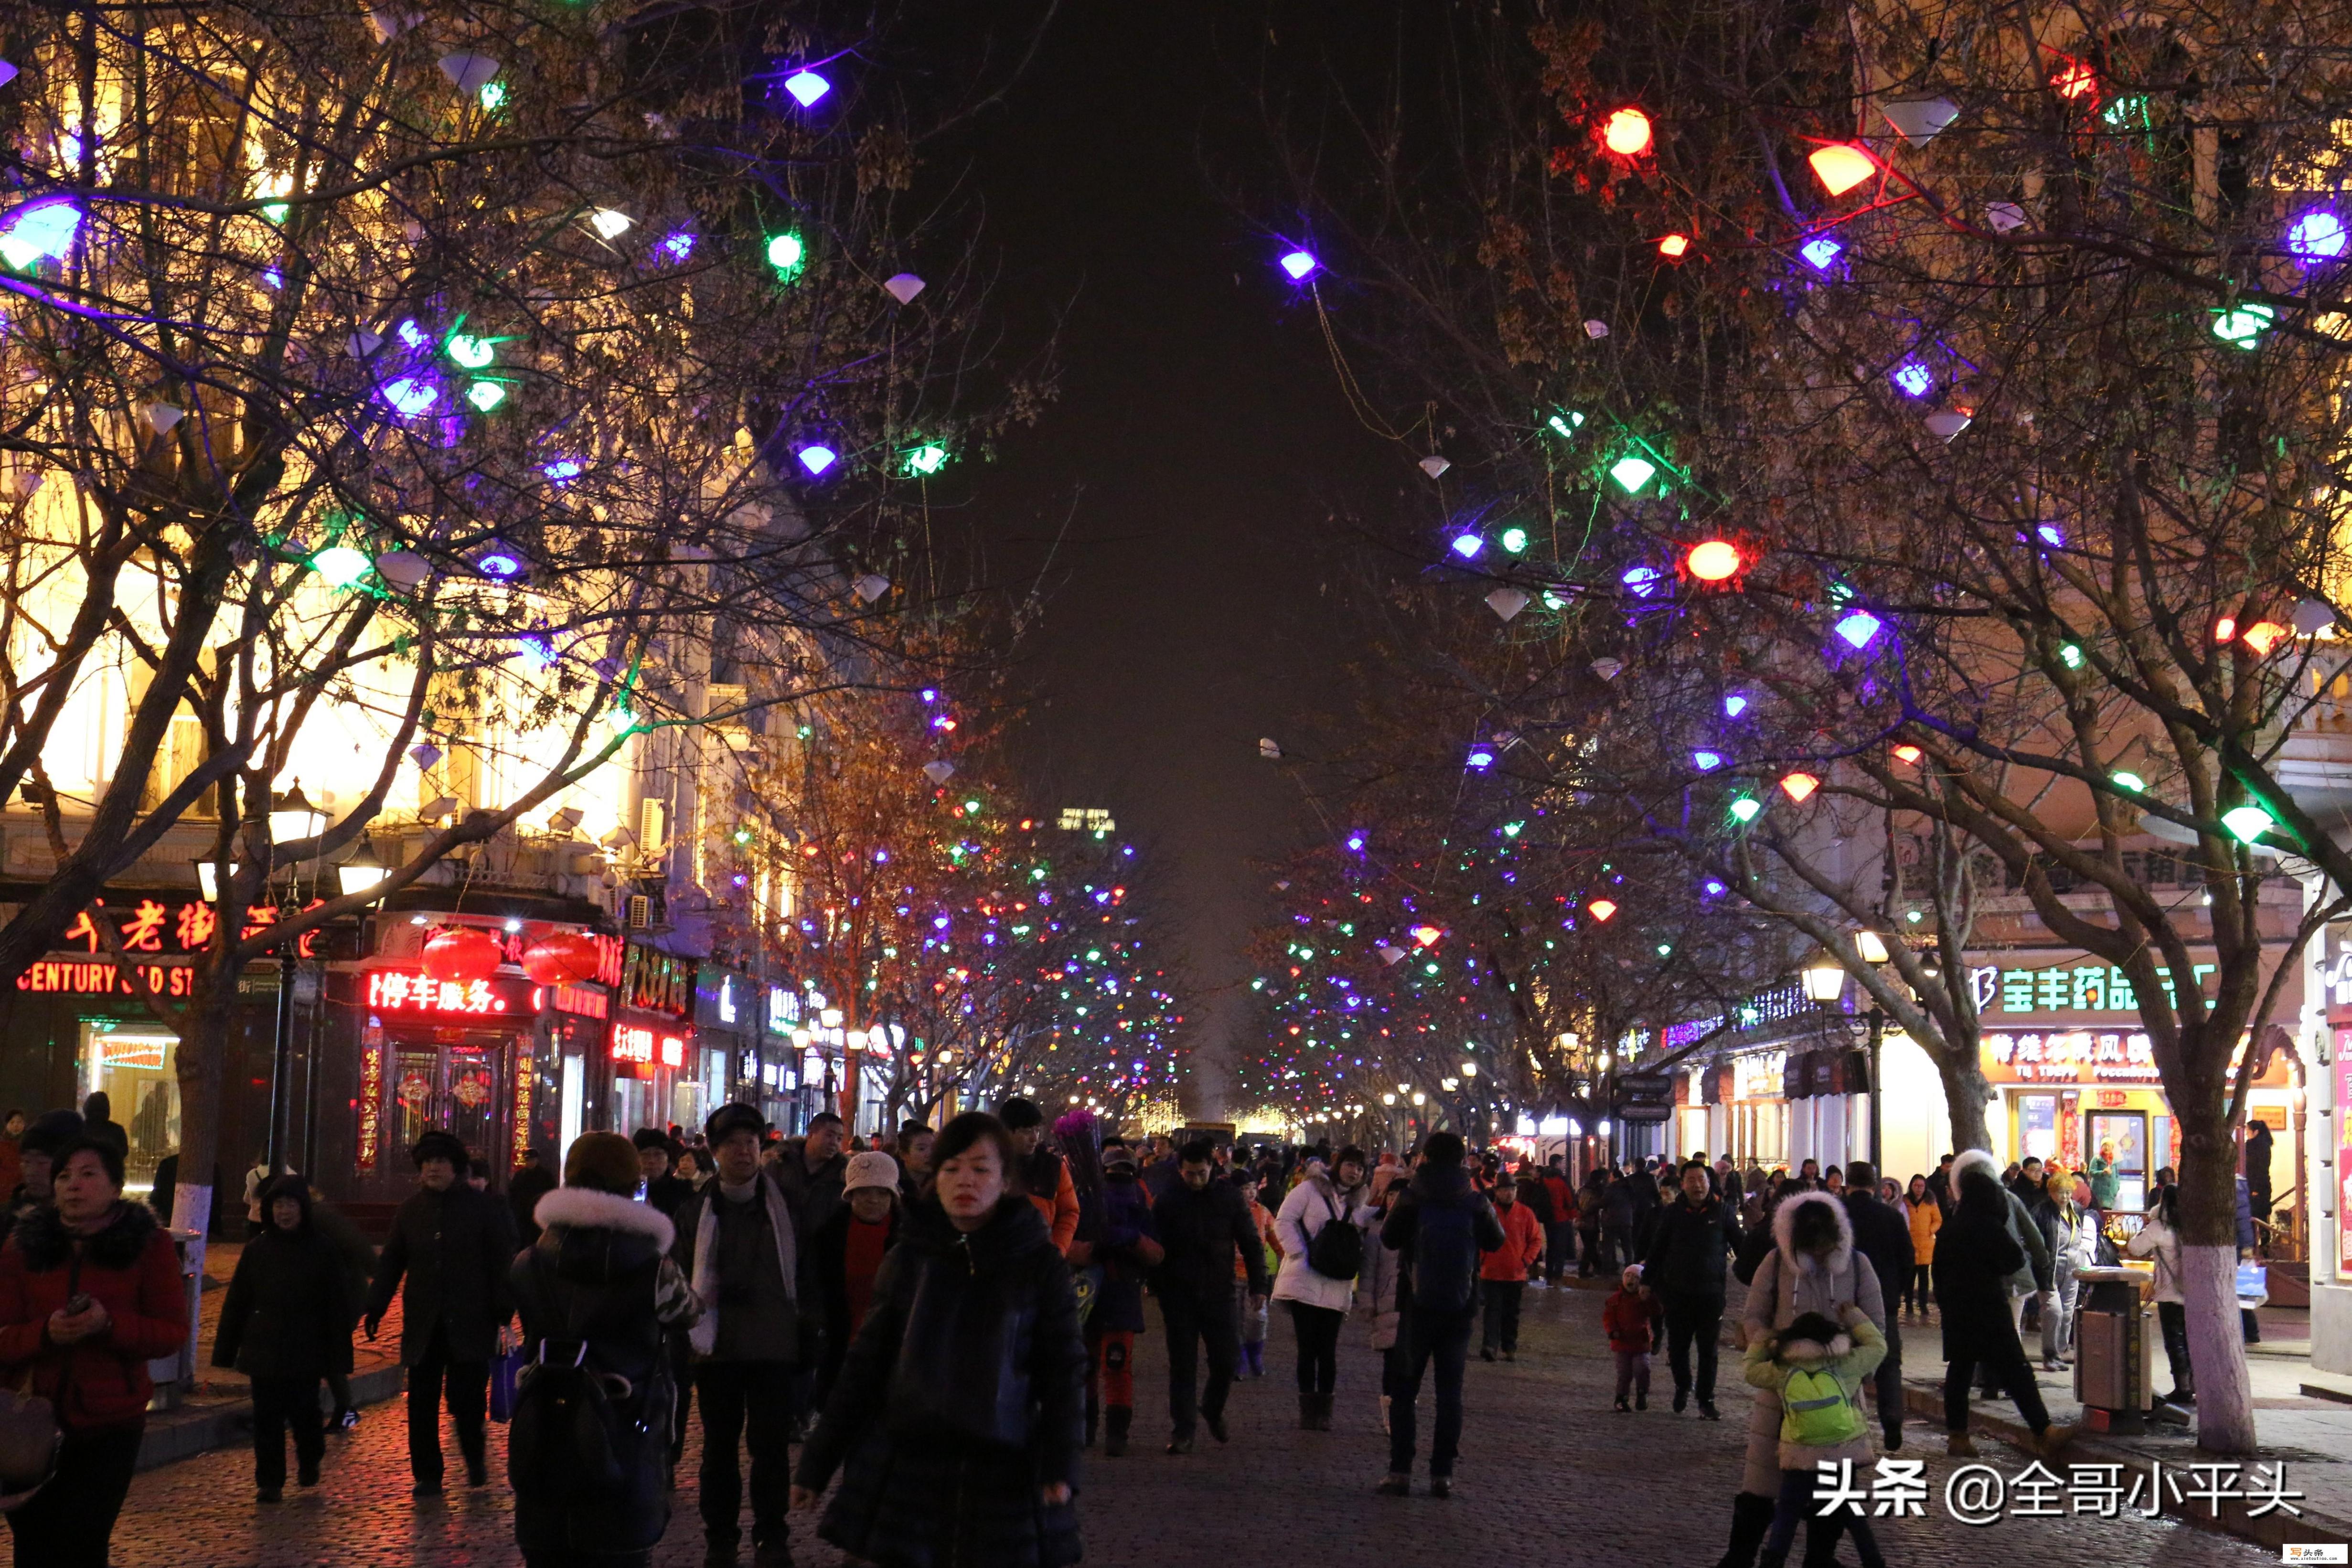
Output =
[
  {"x1": 672, "y1": 1103, "x2": 803, "y2": 1568},
  {"x1": 363, "y1": 1131, "x2": 515, "y2": 1495},
  {"x1": 1149, "y1": 1139, "x2": 1268, "y2": 1453},
  {"x1": 1840, "y1": 1159, "x2": 1916, "y2": 1449},
  {"x1": 1379, "y1": 1132, "x2": 1506, "y2": 1496},
  {"x1": 507, "y1": 1147, "x2": 557, "y2": 1249},
  {"x1": 1642, "y1": 1159, "x2": 1742, "y2": 1418},
  {"x1": 636, "y1": 1128, "x2": 696, "y2": 1219},
  {"x1": 2245, "y1": 1120, "x2": 2275, "y2": 1252}
]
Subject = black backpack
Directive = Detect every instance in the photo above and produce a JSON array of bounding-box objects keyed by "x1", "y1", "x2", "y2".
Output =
[
  {"x1": 508, "y1": 1343, "x2": 631, "y2": 1501},
  {"x1": 1305, "y1": 1186, "x2": 1364, "y2": 1280},
  {"x1": 1410, "y1": 1195, "x2": 1483, "y2": 1315}
]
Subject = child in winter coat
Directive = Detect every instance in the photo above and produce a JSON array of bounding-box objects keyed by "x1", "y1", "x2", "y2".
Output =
[
  {"x1": 1603, "y1": 1264, "x2": 1664, "y2": 1411},
  {"x1": 1743, "y1": 1303, "x2": 1889, "y2": 1568},
  {"x1": 1232, "y1": 1172, "x2": 1281, "y2": 1377},
  {"x1": 1479, "y1": 1179, "x2": 1546, "y2": 1360},
  {"x1": 813, "y1": 1152, "x2": 903, "y2": 1403}
]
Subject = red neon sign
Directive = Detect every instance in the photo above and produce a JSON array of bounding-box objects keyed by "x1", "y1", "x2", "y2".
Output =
[
  {"x1": 611, "y1": 1022, "x2": 685, "y2": 1068},
  {"x1": 366, "y1": 969, "x2": 510, "y2": 1016}
]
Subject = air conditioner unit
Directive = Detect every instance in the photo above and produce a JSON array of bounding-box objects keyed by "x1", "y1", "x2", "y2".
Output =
[{"x1": 627, "y1": 894, "x2": 653, "y2": 928}]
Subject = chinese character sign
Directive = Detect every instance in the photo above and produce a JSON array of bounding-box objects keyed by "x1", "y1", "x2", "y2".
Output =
[{"x1": 365, "y1": 969, "x2": 514, "y2": 1016}]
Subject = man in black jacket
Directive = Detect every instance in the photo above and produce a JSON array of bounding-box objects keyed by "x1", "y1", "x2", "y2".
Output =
[
  {"x1": 636, "y1": 1128, "x2": 696, "y2": 1219},
  {"x1": 1841, "y1": 1159, "x2": 1916, "y2": 1450},
  {"x1": 1150, "y1": 1139, "x2": 1268, "y2": 1453},
  {"x1": 363, "y1": 1131, "x2": 515, "y2": 1496},
  {"x1": 1643, "y1": 1160, "x2": 1742, "y2": 1418},
  {"x1": 1378, "y1": 1133, "x2": 1506, "y2": 1498}
]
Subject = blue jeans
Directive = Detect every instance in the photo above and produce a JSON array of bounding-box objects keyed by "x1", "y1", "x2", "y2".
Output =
[{"x1": 1387, "y1": 1307, "x2": 1474, "y2": 1478}]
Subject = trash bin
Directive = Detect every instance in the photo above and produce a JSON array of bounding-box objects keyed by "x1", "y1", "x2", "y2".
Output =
[
  {"x1": 2070, "y1": 1265, "x2": 2154, "y2": 1432},
  {"x1": 145, "y1": 1227, "x2": 205, "y2": 1411}
]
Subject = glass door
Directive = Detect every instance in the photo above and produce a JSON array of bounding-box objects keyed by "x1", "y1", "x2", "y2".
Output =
[
  {"x1": 2086, "y1": 1110, "x2": 2149, "y2": 1211},
  {"x1": 80, "y1": 1024, "x2": 181, "y2": 1201},
  {"x1": 2016, "y1": 1093, "x2": 2060, "y2": 1163},
  {"x1": 446, "y1": 1049, "x2": 499, "y2": 1170}
]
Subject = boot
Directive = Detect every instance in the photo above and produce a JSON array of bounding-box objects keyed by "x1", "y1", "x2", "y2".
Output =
[
  {"x1": 1299, "y1": 1392, "x2": 1319, "y2": 1430},
  {"x1": 1800, "y1": 1514, "x2": 1848, "y2": 1568},
  {"x1": 1946, "y1": 1432, "x2": 1977, "y2": 1457},
  {"x1": 2036, "y1": 1423, "x2": 2077, "y2": 1462},
  {"x1": 1713, "y1": 1491, "x2": 1777, "y2": 1568},
  {"x1": 1313, "y1": 1392, "x2": 1336, "y2": 1431},
  {"x1": 1104, "y1": 1406, "x2": 1131, "y2": 1458}
]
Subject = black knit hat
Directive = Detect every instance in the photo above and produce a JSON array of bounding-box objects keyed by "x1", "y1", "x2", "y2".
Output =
[
  {"x1": 705, "y1": 1102, "x2": 766, "y2": 1145},
  {"x1": 18, "y1": 1109, "x2": 83, "y2": 1159},
  {"x1": 411, "y1": 1130, "x2": 470, "y2": 1171}
]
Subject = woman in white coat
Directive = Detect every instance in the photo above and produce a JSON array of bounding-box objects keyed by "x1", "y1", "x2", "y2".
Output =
[
  {"x1": 1271, "y1": 1146, "x2": 1374, "y2": 1430},
  {"x1": 1715, "y1": 1189, "x2": 1884, "y2": 1568}
]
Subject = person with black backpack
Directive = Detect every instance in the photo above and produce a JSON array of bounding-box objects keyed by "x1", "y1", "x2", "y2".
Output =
[
  {"x1": 1376, "y1": 1133, "x2": 1505, "y2": 1498},
  {"x1": 1270, "y1": 1145, "x2": 1374, "y2": 1430},
  {"x1": 508, "y1": 1131, "x2": 701, "y2": 1568}
]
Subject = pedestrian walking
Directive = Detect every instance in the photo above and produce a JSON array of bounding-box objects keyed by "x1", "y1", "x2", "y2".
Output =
[
  {"x1": 673, "y1": 1102, "x2": 803, "y2": 1568},
  {"x1": 790, "y1": 1111, "x2": 1086, "y2": 1568},
  {"x1": 637, "y1": 1129, "x2": 697, "y2": 1219},
  {"x1": 1838, "y1": 1161, "x2": 1913, "y2": 1451},
  {"x1": 1376, "y1": 1133, "x2": 1504, "y2": 1498},
  {"x1": 896, "y1": 1122, "x2": 936, "y2": 1205},
  {"x1": 2086, "y1": 1141, "x2": 2122, "y2": 1212},
  {"x1": 1539, "y1": 1157, "x2": 1577, "y2": 1283},
  {"x1": 363, "y1": 1131, "x2": 515, "y2": 1497},
  {"x1": 1360, "y1": 1169, "x2": 1406, "y2": 1433},
  {"x1": 1088, "y1": 1142, "x2": 1160, "y2": 1456},
  {"x1": 998, "y1": 1098, "x2": 1080, "y2": 1257},
  {"x1": 811, "y1": 1151, "x2": 902, "y2": 1403},
  {"x1": 1937, "y1": 1151, "x2": 2075, "y2": 1459},
  {"x1": 1604, "y1": 1265, "x2": 1663, "y2": 1412},
  {"x1": 1903, "y1": 1174, "x2": 1940, "y2": 1317},
  {"x1": 78, "y1": 1093, "x2": 128, "y2": 1160},
  {"x1": 510, "y1": 1147, "x2": 558, "y2": 1249},
  {"x1": 1478, "y1": 1176, "x2": 1543, "y2": 1361},
  {"x1": 2124, "y1": 1184, "x2": 2193, "y2": 1409},
  {"x1": 1150, "y1": 1139, "x2": 1268, "y2": 1452},
  {"x1": 2245, "y1": 1120, "x2": 2274, "y2": 1253},
  {"x1": 1232, "y1": 1170, "x2": 1279, "y2": 1378},
  {"x1": 2042, "y1": 1173, "x2": 2096, "y2": 1370},
  {"x1": 1713, "y1": 1189, "x2": 1884, "y2": 1568},
  {"x1": 1643, "y1": 1158, "x2": 1741, "y2": 1418},
  {"x1": 1270, "y1": 1145, "x2": 1372, "y2": 1429},
  {"x1": 1575, "y1": 1170, "x2": 1606, "y2": 1276},
  {"x1": 1744, "y1": 1305, "x2": 1889, "y2": 1568},
  {"x1": 0, "y1": 1136, "x2": 187, "y2": 1568},
  {"x1": 509, "y1": 1131, "x2": 702, "y2": 1568},
  {"x1": 213, "y1": 1174, "x2": 351, "y2": 1501},
  {"x1": 304, "y1": 1182, "x2": 375, "y2": 1432}
]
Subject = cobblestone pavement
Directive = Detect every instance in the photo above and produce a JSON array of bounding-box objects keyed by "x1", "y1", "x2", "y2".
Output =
[{"x1": 102, "y1": 1280, "x2": 2285, "y2": 1567}]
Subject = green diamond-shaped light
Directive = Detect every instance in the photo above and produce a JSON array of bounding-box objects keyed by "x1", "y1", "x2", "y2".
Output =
[
  {"x1": 310, "y1": 544, "x2": 371, "y2": 587},
  {"x1": 2211, "y1": 304, "x2": 2275, "y2": 348},
  {"x1": 766, "y1": 232, "x2": 806, "y2": 280},
  {"x1": 2222, "y1": 803, "x2": 2275, "y2": 843},
  {"x1": 1610, "y1": 455, "x2": 1658, "y2": 493},
  {"x1": 902, "y1": 443, "x2": 949, "y2": 476},
  {"x1": 1729, "y1": 796, "x2": 1762, "y2": 823}
]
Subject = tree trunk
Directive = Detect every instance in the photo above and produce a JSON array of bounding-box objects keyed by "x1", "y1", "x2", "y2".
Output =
[
  {"x1": 1931, "y1": 1037, "x2": 1995, "y2": 1153},
  {"x1": 2176, "y1": 1121, "x2": 2258, "y2": 1452},
  {"x1": 169, "y1": 966, "x2": 245, "y2": 1280}
]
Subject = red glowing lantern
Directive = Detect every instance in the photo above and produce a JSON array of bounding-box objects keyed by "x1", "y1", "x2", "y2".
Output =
[
  {"x1": 521, "y1": 930, "x2": 602, "y2": 986},
  {"x1": 1808, "y1": 144, "x2": 1877, "y2": 197},
  {"x1": 421, "y1": 926, "x2": 502, "y2": 985},
  {"x1": 1658, "y1": 233, "x2": 1691, "y2": 259},
  {"x1": 1686, "y1": 540, "x2": 1743, "y2": 581},
  {"x1": 1601, "y1": 108, "x2": 1653, "y2": 157}
]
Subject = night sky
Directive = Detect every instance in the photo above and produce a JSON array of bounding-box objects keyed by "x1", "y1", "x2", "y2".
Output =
[{"x1": 948, "y1": 4, "x2": 1393, "y2": 1112}]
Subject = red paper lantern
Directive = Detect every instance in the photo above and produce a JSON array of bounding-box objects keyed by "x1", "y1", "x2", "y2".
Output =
[
  {"x1": 421, "y1": 926, "x2": 502, "y2": 985},
  {"x1": 521, "y1": 930, "x2": 602, "y2": 986}
]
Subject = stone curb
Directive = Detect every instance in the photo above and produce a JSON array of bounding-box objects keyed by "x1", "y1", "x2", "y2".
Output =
[
  {"x1": 1900, "y1": 1382, "x2": 2352, "y2": 1551},
  {"x1": 136, "y1": 1365, "x2": 407, "y2": 1473}
]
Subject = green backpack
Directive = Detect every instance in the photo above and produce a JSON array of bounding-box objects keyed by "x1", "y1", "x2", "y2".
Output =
[{"x1": 1779, "y1": 1365, "x2": 1863, "y2": 1447}]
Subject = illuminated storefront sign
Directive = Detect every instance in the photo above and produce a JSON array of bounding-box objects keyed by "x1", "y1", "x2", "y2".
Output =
[
  {"x1": 364, "y1": 969, "x2": 524, "y2": 1016},
  {"x1": 620, "y1": 944, "x2": 694, "y2": 1018},
  {"x1": 1967, "y1": 962, "x2": 2215, "y2": 1017},
  {"x1": 1984, "y1": 1030, "x2": 2160, "y2": 1084},
  {"x1": 17, "y1": 960, "x2": 198, "y2": 997},
  {"x1": 357, "y1": 1043, "x2": 385, "y2": 1172},
  {"x1": 53, "y1": 898, "x2": 321, "y2": 956},
  {"x1": 612, "y1": 1022, "x2": 686, "y2": 1069}
]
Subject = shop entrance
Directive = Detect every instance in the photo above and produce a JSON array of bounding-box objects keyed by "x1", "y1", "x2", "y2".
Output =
[
  {"x1": 2086, "y1": 1109, "x2": 2149, "y2": 1211},
  {"x1": 79, "y1": 1022, "x2": 181, "y2": 1202},
  {"x1": 391, "y1": 1038, "x2": 507, "y2": 1181}
]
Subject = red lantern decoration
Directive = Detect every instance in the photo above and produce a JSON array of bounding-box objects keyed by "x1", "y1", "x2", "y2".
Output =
[
  {"x1": 421, "y1": 926, "x2": 502, "y2": 985},
  {"x1": 521, "y1": 930, "x2": 602, "y2": 986}
]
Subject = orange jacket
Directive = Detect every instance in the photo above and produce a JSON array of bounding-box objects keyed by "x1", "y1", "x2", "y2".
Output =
[
  {"x1": 1906, "y1": 1194, "x2": 1942, "y2": 1261},
  {"x1": 1479, "y1": 1199, "x2": 1545, "y2": 1282},
  {"x1": 1024, "y1": 1157, "x2": 1081, "y2": 1256}
]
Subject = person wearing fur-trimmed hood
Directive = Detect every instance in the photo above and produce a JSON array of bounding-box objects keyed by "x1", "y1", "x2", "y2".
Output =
[
  {"x1": 1711, "y1": 1189, "x2": 1883, "y2": 1568},
  {"x1": 509, "y1": 1132, "x2": 701, "y2": 1568},
  {"x1": 1743, "y1": 1304, "x2": 1889, "y2": 1568}
]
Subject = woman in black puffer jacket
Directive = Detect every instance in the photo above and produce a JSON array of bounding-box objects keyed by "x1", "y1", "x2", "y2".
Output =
[
  {"x1": 793, "y1": 1111, "x2": 1087, "y2": 1568},
  {"x1": 213, "y1": 1175, "x2": 351, "y2": 1501},
  {"x1": 508, "y1": 1132, "x2": 701, "y2": 1568}
]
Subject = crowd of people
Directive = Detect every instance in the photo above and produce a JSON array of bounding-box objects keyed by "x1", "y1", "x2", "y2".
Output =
[{"x1": 0, "y1": 1094, "x2": 2277, "y2": 1568}]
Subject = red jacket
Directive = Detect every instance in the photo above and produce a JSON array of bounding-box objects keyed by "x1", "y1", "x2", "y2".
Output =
[
  {"x1": 1542, "y1": 1174, "x2": 1575, "y2": 1224},
  {"x1": 0, "y1": 1202, "x2": 186, "y2": 1430},
  {"x1": 1479, "y1": 1199, "x2": 1545, "y2": 1282},
  {"x1": 1603, "y1": 1287, "x2": 1663, "y2": 1353}
]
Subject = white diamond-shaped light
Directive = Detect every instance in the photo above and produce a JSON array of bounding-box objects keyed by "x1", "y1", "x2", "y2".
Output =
[
  {"x1": 852, "y1": 573, "x2": 890, "y2": 604},
  {"x1": 1420, "y1": 455, "x2": 1450, "y2": 479},
  {"x1": 438, "y1": 53, "x2": 500, "y2": 94},
  {"x1": 1880, "y1": 95, "x2": 1960, "y2": 148},
  {"x1": 1986, "y1": 201, "x2": 2028, "y2": 234},
  {"x1": 1924, "y1": 411, "x2": 1972, "y2": 441},
  {"x1": 884, "y1": 273, "x2": 925, "y2": 304},
  {"x1": 1486, "y1": 587, "x2": 1530, "y2": 622},
  {"x1": 922, "y1": 760, "x2": 955, "y2": 785},
  {"x1": 147, "y1": 403, "x2": 184, "y2": 434}
]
